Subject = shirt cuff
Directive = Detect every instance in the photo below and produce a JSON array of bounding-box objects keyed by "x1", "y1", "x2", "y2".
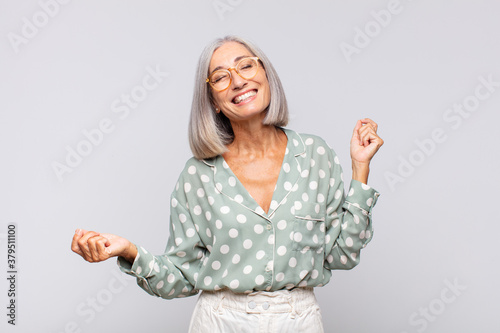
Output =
[
  {"x1": 116, "y1": 244, "x2": 155, "y2": 278},
  {"x1": 344, "y1": 179, "x2": 380, "y2": 215}
]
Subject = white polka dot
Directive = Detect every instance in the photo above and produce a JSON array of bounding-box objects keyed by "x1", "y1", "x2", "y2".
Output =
[
  {"x1": 182, "y1": 262, "x2": 190, "y2": 269},
  {"x1": 188, "y1": 166, "x2": 196, "y2": 174},
  {"x1": 326, "y1": 255, "x2": 333, "y2": 263},
  {"x1": 283, "y1": 163, "x2": 291, "y2": 173},
  {"x1": 367, "y1": 197, "x2": 374, "y2": 206},
  {"x1": 301, "y1": 170, "x2": 309, "y2": 178},
  {"x1": 366, "y1": 230, "x2": 371, "y2": 239},
  {"x1": 276, "y1": 272, "x2": 285, "y2": 282},
  {"x1": 204, "y1": 276, "x2": 212, "y2": 286},
  {"x1": 302, "y1": 193, "x2": 309, "y2": 202},
  {"x1": 193, "y1": 205, "x2": 202, "y2": 215},
  {"x1": 215, "y1": 183, "x2": 222, "y2": 192},
  {"x1": 171, "y1": 198, "x2": 178, "y2": 207},
  {"x1": 205, "y1": 211, "x2": 211, "y2": 221},
  {"x1": 237, "y1": 214, "x2": 247, "y2": 223},
  {"x1": 312, "y1": 234, "x2": 318, "y2": 244},
  {"x1": 156, "y1": 280, "x2": 164, "y2": 289},
  {"x1": 256, "y1": 250, "x2": 265, "y2": 260},
  {"x1": 212, "y1": 261, "x2": 221, "y2": 270},
  {"x1": 354, "y1": 215, "x2": 360, "y2": 224},
  {"x1": 206, "y1": 228, "x2": 212, "y2": 237},
  {"x1": 176, "y1": 251, "x2": 186, "y2": 257},
  {"x1": 306, "y1": 220, "x2": 314, "y2": 230},
  {"x1": 277, "y1": 246, "x2": 287, "y2": 256},
  {"x1": 243, "y1": 265, "x2": 253, "y2": 274},
  {"x1": 268, "y1": 234, "x2": 275, "y2": 244},
  {"x1": 220, "y1": 206, "x2": 230, "y2": 214},
  {"x1": 289, "y1": 257, "x2": 297, "y2": 267},
  {"x1": 234, "y1": 195, "x2": 244, "y2": 203},
  {"x1": 346, "y1": 237, "x2": 353, "y2": 247},
  {"x1": 222, "y1": 269, "x2": 228, "y2": 278},
  {"x1": 340, "y1": 255, "x2": 348, "y2": 265},
  {"x1": 230, "y1": 280, "x2": 239, "y2": 289},
  {"x1": 254, "y1": 224, "x2": 264, "y2": 234},
  {"x1": 232, "y1": 254, "x2": 240, "y2": 264},
  {"x1": 284, "y1": 181, "x2": 292, "y2": 191},
  {"x1": 222, "y1": 160, "x2": 229, "y2": 169},
  {"x1": 293, "y1": 139, "x2": 298, "y2": 146},
  {"x1": 243, "y1": 239, "x2": 253, "y2": 249},
  {"x1": 299, "y1": 270, "x2": 308, "y2": 279},
  {"x1": 305, "y1": 138, "x2": 314, "y2": 145},
  {"x1": 294, "y1": 232, "x2": 303, "y2": 242},
  {"x1": 319, "y1": 169, "x2": 326, "y2": 178},
  {"x1": 255, "y1": 207, "x2": 265, "y2": 215},
  {"x1": 362, "y1": 183, "x2": 371, "y2": 190},
  {"x1": 136, "y1": 266, "x2": 142, "y2": 274},
  {"x1": 184, "y1": 183, "x2": 191, "y2": 193},
  {"x1": 167, "y1": 273, "x2": 175, "y2": 283},
  {"x1": 334, "y1": 189, "x2": 342, "y2": 199},
  {"x1": 348, "y1": 188, "x2": 354, "y2": 196},
  {"x1": 270, "y1": 200, "x2": 278, "y2": 210},
  {"x1": 255, "y1": 275, "x2": 265, "y2": 285},
  {"x1": 220, "y1": 245, "x2": 230, "y2": 254},
  {"x1": 334, "y1": 156, "x2": 340, "y2": 164},
  {"x1": 179, "y1": 214, "x2": 187, "y2": 223},
  {"x1": 197, "y1": 188, "x2": 205, "y2": 197},
  {"x1": 294, "y1": 201, "x2": 302, "y2": 210},
  {"x1": 175, "y1": 238, "x2": 183, "y2": 246},
  {"x1": 229, "y1": 228, "x2": 238, "y2": 238},
  {"x1": 359, "y1": 230, "x2": 365, "y2": 239},
  {"x1": 351, "y1": 253, "x2": 357, "y2": 260},
  {"x1": 277, "y1": 220, "x2": 287, "y2": 230},
  {"x1": 208, "y1": 196, "x2": 215, "y2": 205},
  {"x1": 215, "y1": 220, "x2": 223, "y2": 229},
  {"x1": 309, "y1": 181, "x2": 318, "y2": 190},
  {"x1": 228, "y1": 177, "x2": 236, "y2": 186},
  {"x1": 317, "y1": 146, "x2": 326, "y2": 155}
]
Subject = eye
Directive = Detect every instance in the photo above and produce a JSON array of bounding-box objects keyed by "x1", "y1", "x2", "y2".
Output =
[{"x1": 211, "y1": 71, "x2": 229, "y2": 83}]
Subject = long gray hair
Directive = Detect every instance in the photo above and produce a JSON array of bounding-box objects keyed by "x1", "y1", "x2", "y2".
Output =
[{"x1": 188, "y1": 36, "x2": 289, "y2": 160}]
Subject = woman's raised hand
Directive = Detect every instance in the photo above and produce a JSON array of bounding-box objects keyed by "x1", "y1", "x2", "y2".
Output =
[
  {"x1": 350, "y1": 118, "x2": 384, "y2": 165},
  {"x1": 71, "y1": 229, "x2": 137, "y2": 263}
]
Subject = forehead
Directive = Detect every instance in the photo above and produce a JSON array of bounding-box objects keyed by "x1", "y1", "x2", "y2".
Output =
[{"x1": 209, "y1": 42, "x2": 253, "y2": 71}]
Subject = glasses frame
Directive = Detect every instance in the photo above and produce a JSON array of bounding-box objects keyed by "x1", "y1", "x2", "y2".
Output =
[{"x1": 206, "y1": 56, "x2": 260, "y2": 92}]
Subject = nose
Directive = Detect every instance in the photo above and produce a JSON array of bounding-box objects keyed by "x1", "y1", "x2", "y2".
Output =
[{"x1": 229, "y1": 68, "x2": 247, "y2": 90}]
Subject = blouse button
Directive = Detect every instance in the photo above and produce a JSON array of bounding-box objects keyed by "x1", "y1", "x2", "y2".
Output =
[
  {"x1": 266, "y1": 224, "x2": 272, "y2": 230},
  {"x1": 248, "y1": 301, "x2": 256, "y2": 309},
  {"x1": 262, "y1": 302, "x2": 270, "y2": 310}
]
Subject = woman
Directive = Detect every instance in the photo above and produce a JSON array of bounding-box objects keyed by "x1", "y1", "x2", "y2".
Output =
[{"x1": 71, "y1": 35, "x2": 384, "y2": 332}]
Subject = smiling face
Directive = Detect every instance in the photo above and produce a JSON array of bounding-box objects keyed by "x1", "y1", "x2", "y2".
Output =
[{"x1": 208, "y1": 42, "x2": 271, "y2": 125}]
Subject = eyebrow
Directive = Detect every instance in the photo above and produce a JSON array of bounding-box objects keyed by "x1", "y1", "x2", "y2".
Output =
[{"x1": 209, "y1": 55, "x2": 252, "y2": 75}]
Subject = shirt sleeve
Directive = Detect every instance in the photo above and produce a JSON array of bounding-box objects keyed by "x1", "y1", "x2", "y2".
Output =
[
  {"x1": 116, "y1": 186, "x2": 206, "y2": 299},
  {"x1": 323, "y1": 146, "x2": 380, "y2": 270}
]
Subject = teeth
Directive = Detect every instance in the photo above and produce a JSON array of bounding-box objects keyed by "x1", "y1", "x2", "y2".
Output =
[{"x1": 234, "y1": 90, "x2": 256, "y2": 104}]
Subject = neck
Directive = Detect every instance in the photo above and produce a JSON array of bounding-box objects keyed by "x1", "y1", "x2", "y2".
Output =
[{"x1": 226, "y1": 118, "x2": 285, "y2": 158}]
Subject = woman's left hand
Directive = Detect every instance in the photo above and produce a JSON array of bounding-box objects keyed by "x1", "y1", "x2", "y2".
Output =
[{"x1": 350, "y1": 118, "x2": 384, "y2": 165}]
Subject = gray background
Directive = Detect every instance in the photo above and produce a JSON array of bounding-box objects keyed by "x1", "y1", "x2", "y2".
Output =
[{"x1": 1, "y1": 0, "x2": 499, "y2": 332}]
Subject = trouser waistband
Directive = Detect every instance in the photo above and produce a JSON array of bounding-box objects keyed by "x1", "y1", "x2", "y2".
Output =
[{"x1": 200, "y1": 287, "x2": 318, "y2": 317}]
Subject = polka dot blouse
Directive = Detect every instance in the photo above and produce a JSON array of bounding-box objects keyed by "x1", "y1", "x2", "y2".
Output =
[{"x1": 117, "y1": 128, "x2": 380, "y2": 299}]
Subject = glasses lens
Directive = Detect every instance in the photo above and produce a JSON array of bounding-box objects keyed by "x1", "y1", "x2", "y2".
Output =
[
  {"x1": 210, "y1": 70, "x2": 230, "y2": 91},
  {"x1": 236, "y1": 58, "x2": 258, "y2": 79}
]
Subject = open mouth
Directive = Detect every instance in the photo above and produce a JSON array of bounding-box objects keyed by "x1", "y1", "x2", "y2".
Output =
[{"x1": 232, "y1": 90, "x2": 257, "y2": 104}]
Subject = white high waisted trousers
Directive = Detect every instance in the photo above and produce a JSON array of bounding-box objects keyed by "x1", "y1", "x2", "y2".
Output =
[{"x1": 188, "y1": 287, "x2": 325, "y2": 333}]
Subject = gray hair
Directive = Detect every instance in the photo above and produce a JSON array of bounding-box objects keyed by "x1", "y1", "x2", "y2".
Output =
[{"x1": 188, "y1": 35, "x2": 289, "y2": 160}]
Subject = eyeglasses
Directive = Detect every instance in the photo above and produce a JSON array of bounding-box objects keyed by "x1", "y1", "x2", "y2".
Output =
[{"x1": 206, "y1": 57, "x2": 260, "y2": 92}]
